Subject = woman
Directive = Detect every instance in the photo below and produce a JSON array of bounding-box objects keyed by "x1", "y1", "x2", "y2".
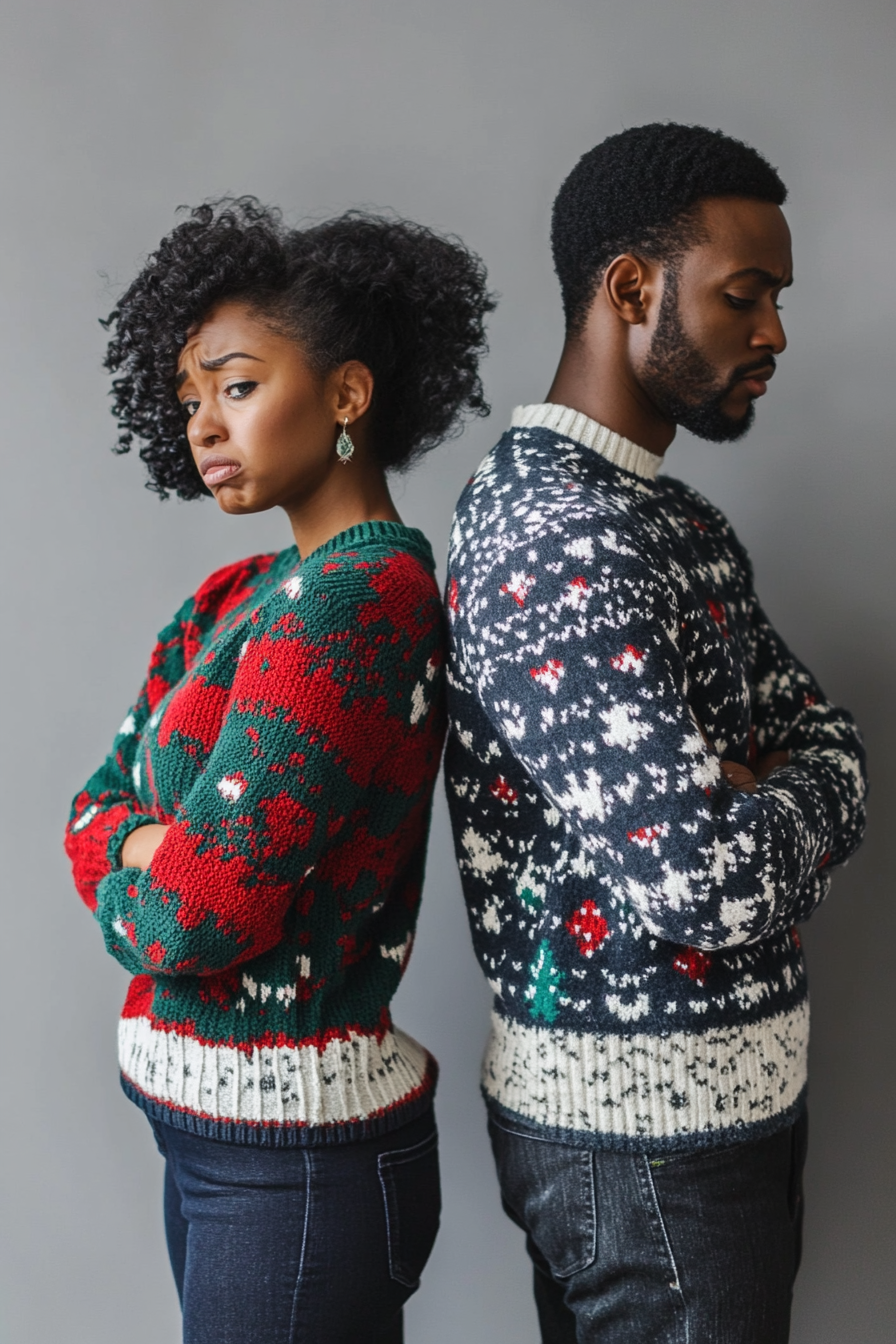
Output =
[{"x1": 65, "y1": 198, "x2": 493, "y2": 1343}]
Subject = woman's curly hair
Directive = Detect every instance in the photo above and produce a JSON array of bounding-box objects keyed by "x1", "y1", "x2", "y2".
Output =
[{"x1": 103, "y1": 197, "x2": 496, "y2": 499}]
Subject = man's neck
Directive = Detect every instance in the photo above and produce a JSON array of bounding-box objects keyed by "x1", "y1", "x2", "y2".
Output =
[{"x1": 546, "y1": 335, "x2": 675, "y2": 458}]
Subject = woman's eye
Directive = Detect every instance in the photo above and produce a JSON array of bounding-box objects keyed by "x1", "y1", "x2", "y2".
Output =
[
  {"x1": 182, "y1": 400, "x2": 200, "y2": 419},
  {"x1": 225, "y1": 380, "x2": 257, "y2": 401}
]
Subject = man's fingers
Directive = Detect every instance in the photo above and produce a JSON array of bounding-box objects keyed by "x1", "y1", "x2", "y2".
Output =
[{"x1": 720, "y1": 760, "x2": 757, "y2": 793}]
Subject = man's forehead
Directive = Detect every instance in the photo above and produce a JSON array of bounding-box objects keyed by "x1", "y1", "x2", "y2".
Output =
[{"x1": 690, "y1": 197, "x2": 793, "y2": 280}]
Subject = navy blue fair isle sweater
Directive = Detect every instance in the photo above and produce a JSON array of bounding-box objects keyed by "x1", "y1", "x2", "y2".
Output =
[{"x1": 445, "y1": 404, "x2": 867, "y2": 1153}]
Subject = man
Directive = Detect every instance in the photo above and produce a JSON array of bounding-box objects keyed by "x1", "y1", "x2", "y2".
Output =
[{"x1": 445, "y1": 123, "x2": 867, "y2": 1342}]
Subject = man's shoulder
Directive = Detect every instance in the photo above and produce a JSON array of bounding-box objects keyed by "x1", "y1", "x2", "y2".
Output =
[
  {"x1": 451, "y1": 426, "x2": 648, "y2": 551},
  {"x1": 658, "y1": 472, "x2": 732, "y2": 530}
]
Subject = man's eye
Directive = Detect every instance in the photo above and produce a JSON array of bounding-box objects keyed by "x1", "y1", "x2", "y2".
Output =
[
  {"x1": 225, "y1": 381, "x2": 257, "y2": 401},
  {"x1": 725, "y1": 295, "x2": 754, "y2": 310}
]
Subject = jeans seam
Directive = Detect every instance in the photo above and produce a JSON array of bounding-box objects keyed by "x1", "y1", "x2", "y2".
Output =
[
  {"x1": 582, "y1": 1150, "x2": 598, "y2": 1277},
  {"x1": 642, "y1": 1156, "x2": 689, "y2": 1344},
  {"x1": 286, "y1": 1148, "x2": 313, "y2": 1344},
  {"x1": 488, "y1": 1115, "x2": 567, "y2": 1147},
  {"x1": 378, "y1": 1131, "x2": 438, "y2": 1169}
]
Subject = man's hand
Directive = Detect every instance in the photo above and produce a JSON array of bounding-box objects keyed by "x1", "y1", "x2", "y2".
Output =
[
  {"x1": 720, "y1": 760, "x2": 757, "y2": 793},
  {"x1": 755, "y1": 750, "x2": 790, "y2": 781},
  {"x1": 693, "y1": 711, "x2": 790, "y2": 794},
  {"x1": 121, "y1": 824, "x2": 169, "y2": 871},
  {"x1": 720, "y1": 750, "x2": 791, "y2": 794}
]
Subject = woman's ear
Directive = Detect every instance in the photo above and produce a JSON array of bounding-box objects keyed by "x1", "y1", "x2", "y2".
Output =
[{"x1": 331, "y1": 360, "x2": 375, "y2": 425}]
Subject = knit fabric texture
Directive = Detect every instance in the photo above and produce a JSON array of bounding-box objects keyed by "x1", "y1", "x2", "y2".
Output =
[
  {"x1": 445, "y1": 405, "x2": 867, "y2": 1153},
  {"x1": 66, "y1": 522, "x2": 446, "y2": 1145}
]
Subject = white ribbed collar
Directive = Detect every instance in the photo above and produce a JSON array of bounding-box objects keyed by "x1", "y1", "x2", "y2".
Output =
[{"x1": 510, "y1": 403, "x2": 662, "y2": 482}]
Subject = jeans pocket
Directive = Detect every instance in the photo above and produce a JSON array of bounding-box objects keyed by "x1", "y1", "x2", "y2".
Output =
[
  {"x1": 488, "y1": 1117, "x2": 596, "y2": 1278},
  {"x1": 378, "y1": 1129, "x2": 441, "y2": 1289}
]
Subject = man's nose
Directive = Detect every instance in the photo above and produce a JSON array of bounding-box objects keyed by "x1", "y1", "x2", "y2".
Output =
[{"x1": 752, "y1": 301, "x2": 787, "y2": 356}]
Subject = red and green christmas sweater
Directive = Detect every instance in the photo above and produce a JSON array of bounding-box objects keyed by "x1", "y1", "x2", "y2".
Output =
[{"x1": 66, "y1": 521, "x2": 446, "y2": 1145}]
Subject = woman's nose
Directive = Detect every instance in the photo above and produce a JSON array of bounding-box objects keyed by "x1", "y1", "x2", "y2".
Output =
[{"x1": 188, "y1": 402, "x2": 226, "y2": 447}]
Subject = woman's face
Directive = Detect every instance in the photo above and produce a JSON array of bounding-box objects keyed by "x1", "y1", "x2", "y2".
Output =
[{"x1": 175, "y1": 301, "x2": 368, "y2": 515}]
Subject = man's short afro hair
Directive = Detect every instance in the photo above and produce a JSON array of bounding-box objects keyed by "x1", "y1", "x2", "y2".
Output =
[{"x1": 552, "y1": 122, "x2": 787, "y2": 333}]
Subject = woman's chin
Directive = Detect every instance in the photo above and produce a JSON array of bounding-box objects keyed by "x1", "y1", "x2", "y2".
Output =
[{"x1": 213, "y1": 482, "x2": 268, "y2": 515}]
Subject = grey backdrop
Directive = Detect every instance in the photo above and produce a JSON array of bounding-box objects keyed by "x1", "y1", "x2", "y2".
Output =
[{"x1": 1, "y1": 2, "x2": 893, "y2": 1341}]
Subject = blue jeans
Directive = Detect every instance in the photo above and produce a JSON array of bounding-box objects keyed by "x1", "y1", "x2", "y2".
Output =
[
  {"x1": 488, "y1": 1110, "x2": 808, "y2": 1343},
  {"x1": 149, "y1": 1106, "x2": 440, "y2": 1344}
]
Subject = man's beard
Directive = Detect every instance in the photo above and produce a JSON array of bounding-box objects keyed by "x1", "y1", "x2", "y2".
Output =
[{"x1": 641, "y1": 269, "x2": 774, "y2": 443}]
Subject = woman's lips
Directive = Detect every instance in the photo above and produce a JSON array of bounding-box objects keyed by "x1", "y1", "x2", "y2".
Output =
[{"x1": 199, "y1": 454, "x2": 242, "y2": 485}]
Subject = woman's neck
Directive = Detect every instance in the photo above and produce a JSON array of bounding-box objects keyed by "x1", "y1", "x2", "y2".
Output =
[{"x1": 285, "y1": 463, "x2": 401, "y2": 559}]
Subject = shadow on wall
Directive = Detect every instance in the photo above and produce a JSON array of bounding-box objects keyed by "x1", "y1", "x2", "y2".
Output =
[{"x1": 791, "y1": 636, "x2": 896, "y2": 1342}]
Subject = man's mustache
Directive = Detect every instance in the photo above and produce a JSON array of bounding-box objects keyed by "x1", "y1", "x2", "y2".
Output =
[{"x1": 726, "y1": 355, "x2": 777, "y2": 390}]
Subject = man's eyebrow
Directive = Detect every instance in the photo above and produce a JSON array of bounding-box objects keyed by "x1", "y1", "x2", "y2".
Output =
[
  {"x1": 727, "y1": 267, "x2": 794, "y2": 288},
  {"x1": 175, "y1": 351, "x2": 264, "y2": 389}
]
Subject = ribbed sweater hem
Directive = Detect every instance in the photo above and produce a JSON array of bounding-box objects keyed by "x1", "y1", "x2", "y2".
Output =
[
  {"x1": 480, "y1": 999, "x2": 809, "y2": 1153},
  {"x1": 118, "y1": 1013, "x2": 438, "y2": 1145},
  {"x1": 483, "y1": 1088, "x2": 808, "y2": 1155},
  {"x1": 122, "y1": 1069, "x2": 437, "y2": 1147}
]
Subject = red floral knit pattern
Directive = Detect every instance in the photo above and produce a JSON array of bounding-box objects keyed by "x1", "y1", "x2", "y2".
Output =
[{"x1": 66, "y1": 522, "x2": 446, "y2": 1143}]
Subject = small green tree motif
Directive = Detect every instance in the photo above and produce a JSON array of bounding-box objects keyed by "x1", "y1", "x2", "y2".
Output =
[
  {"x1": 524, "y1": 939, "x2": 564, "y2": 1024},
  {"x1": 518, "y1": 886, "x2": 543, "y2": 915}
]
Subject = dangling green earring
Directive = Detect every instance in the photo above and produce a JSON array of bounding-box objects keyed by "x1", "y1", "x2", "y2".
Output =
[{"x1": 336, "y1": 417, "x2": 355, "y2": 465}]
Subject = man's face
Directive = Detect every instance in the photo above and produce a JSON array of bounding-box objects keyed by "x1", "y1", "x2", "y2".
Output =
[{"x1": 638, "y1": 198, "x2": 793, "y2": 442}]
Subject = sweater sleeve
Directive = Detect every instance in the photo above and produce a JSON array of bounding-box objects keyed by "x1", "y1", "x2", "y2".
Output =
[
  {"x1": 749, "y1": 600, "x2": 867, "y2": 870},
  {"x1": 92, "y1": 554, "x2": 443, "y2": 978},
  {"x1": 64, "y1": 607, "x2": 190, "y2": 918},
  {"x1": 454, "y1": 543, "x2": 865, "y2": 952}
]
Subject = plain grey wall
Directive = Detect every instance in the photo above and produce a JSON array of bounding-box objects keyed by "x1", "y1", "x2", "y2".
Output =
[{"x1": 1, "y1": 1, "x2": 893, "y2": 1340}]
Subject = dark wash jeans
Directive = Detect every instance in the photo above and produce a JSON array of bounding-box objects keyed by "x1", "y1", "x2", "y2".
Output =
[
  {"x1": 149, "y1": 1105, "x2": 440, "y2": 1344},
  {"x1": 488, "y1": 1110, "x2": 808, "y2": 1344}
]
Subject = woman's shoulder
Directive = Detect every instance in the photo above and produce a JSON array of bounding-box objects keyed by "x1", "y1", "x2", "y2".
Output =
[
  {"x1": 182, "y1": 526, "x2": 439, "y2": 646},
  {"x1": 299, "y1": 523, "x2": 437, "y2": 597},
  {"x1": 275, "y1": 524, "x2": 442, "y2": 648},
  {"x1": 253, "y1": 524, "x2": 443, "y2": 682},
  {"x1": 191, "y1": 552, "x2": 283, "y2": 620}
]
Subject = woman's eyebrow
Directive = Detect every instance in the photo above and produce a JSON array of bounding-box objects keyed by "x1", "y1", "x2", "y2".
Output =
[
  {"x1": 200, "y1": 351, "x2": 265, "y2": 370},
  {"x1": 175, "y1": 352, "x2": 264, "y2": 388}
]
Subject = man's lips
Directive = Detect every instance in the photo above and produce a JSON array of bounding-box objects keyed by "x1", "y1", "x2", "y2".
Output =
[
  {"x1": 199, "y1": 453, "x2": 242, "y2": 485},
  {"x1": 739, "y1": 366, "x2": 775, "y2": 397}
]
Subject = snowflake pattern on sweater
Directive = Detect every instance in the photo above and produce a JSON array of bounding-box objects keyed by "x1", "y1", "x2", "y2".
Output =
[
  {"x1": 66, "y1": 522, "x2": 446, "y2": 1144},
  {"x1": 445, "y1": 405, "x2": 867, "y2": 1151}
]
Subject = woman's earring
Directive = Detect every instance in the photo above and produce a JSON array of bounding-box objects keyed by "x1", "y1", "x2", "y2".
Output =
[{"x1": 336, "y1": 418, "x2": 355, "y2": 465}]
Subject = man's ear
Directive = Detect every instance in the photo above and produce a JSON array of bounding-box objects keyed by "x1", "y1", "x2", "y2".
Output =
[{"x1": 602, "y1": 254, "x2": 662, "y2": 326}]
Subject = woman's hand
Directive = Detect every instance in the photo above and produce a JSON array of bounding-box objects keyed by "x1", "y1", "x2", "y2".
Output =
[{"x1": 122, "y1": 824, "x2": 170, "y2": 871}]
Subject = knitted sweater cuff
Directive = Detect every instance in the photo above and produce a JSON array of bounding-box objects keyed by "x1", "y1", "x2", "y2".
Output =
[{"x1": 107, "y1": 814, "x2": 160, "y2": 870}]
